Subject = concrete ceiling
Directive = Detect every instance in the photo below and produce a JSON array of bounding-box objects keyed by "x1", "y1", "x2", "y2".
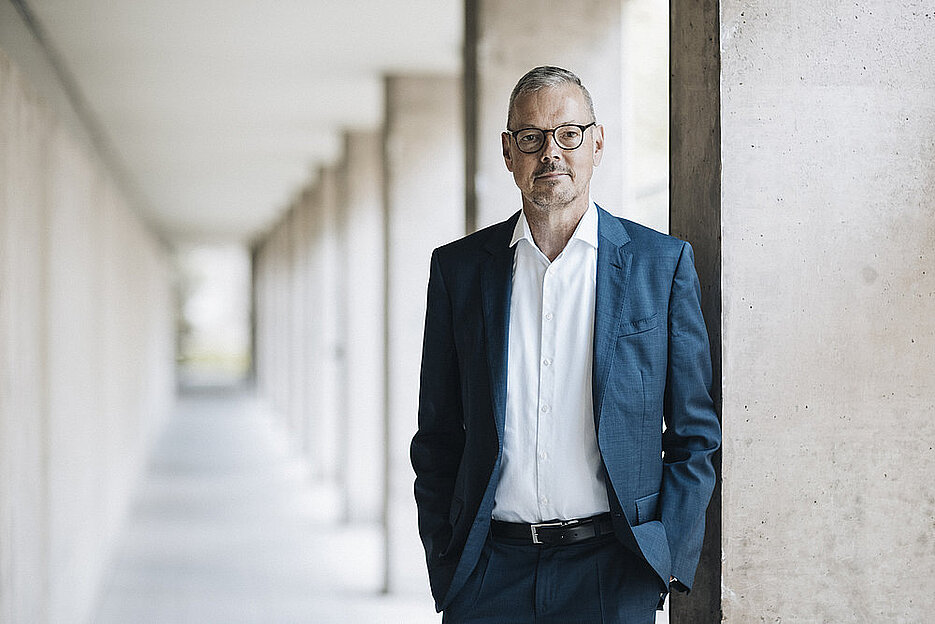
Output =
[{"x1": 28, "y1": 0, "x2": 462, "y2": 243}]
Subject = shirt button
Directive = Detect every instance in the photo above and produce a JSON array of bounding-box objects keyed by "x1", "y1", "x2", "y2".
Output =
[
  {"x1": 540, "y1": 404, "x2": 550, "y2": 413},
  {"x1": 539, "y1": 451, "x2": 548, "y2": 460},
  {"x1": 544, "y1": 312, "x2": 553, "y2": 321},
  {"x1": 542, "y1": 358, "x2": 552, "y2": 367},
  {"x1": 540, "y1": 496, "x2": 549, "y2": 504}
]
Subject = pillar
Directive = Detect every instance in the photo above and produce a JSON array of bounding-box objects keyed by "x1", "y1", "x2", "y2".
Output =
[
  {"x1": 265, "y1": 223, "x2": 290, "y2": 421},
  {"x1": 0, "y1": 49, "x2": 50, "y2": 624},
  {"x1": 465, "y1": 0, "x2": 626, "y2": 230},
  {"x1": 337, "y1": 130, "x2": 385, "y2": 523},
  {"x1": 672, "y1": 1, "x2": 935, "y2": 620},
  {"x1": 383, "y1": 74, "x2": 464, "y2": 594},
  {"x1": 288, "y1": 202, "x2": 307, "y2": 440},
  {"x1": 252, "y1": 244, "x2": 267, "y2": 394},
  {"x1": 307, "y1": 165, "x2": 342, "y2": 480},
  {"x1": 669, "y1": 0, "x2": 721, "y2": 620},
  {"x1": 670, "y1": 0, "x2": 721, "y2": 624}
]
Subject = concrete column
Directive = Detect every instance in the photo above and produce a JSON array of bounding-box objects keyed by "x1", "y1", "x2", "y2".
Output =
[
  {"x1": 297, "y1": 189, "x2": 318, "y2": 454},
  {"x1": 0, "y1": 51, "x2": 50, "y2": 624},
  {"x1": 337, "y1": 130, "x2": 385, "y2": 523},
  {"x1": 722, "y1": 2, "x2": 935, "y2": 619},
  {"x1": 255, "y1": 232, "x2": 286, "y2": 416},
  {"x1": 621, "y1": 0, "x2": 670, "y2": 232},
  {"x1": 273, "y1": 224, "x2": 291, "y2": 420},
  {"x1": 669, "y1": 0, "x2": 721, "y2": 620},
  {"x1": 308, "y1": 165, "x2": 342, "y2": 480},
  {"x1": 672, "y1": 1, "x2": 935, "y2": 620},
  {"x1": 465, "y1": 0, "x2": 625, "y2": 230},
  {"x1": 253, "y1": 243, "x2": 270, "y2": 397},
  {"x1": 265, "y1": 242, "x2": 279, "y2": 407},
  {"x1": 288, "y1": 201, "x2": 309, "y2": 443},
  {"x1": 383, "y1": 75, "x2": 464, "y2": 594},
  {"x1": 254, "y1": 167, "x2": 343, "y2": 482},
  {"x1": 261, "y1": 230, "x2": 281, "y2": 414},
  {"x1": 292, "y1": 188, "x2": 319, "y2": 456}
]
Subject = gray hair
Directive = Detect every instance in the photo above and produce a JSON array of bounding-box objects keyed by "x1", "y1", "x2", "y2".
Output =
[{"x1": 507, "y1": 66, "x2": 597, "y2": 129}]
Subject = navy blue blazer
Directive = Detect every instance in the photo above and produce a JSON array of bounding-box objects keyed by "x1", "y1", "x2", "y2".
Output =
[{"x1": 411, "y1": 206, "x2": 720, "y2": 612}]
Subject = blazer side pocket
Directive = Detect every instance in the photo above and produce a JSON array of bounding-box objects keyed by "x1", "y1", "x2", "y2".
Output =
[
  {"x1": 635, "y1": 491, "x2": 660, "y2": 525},
  {"x1": 438, "y1": 499, "x2": 463, "y2": 560},
  {"x1": 449, "y1": 497, "x2": 464, "y2": 526}
]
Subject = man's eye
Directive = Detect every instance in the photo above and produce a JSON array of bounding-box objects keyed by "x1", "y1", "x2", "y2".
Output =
[{"x1": 560, "y1": 130, "x2": 581, "y2": 141}]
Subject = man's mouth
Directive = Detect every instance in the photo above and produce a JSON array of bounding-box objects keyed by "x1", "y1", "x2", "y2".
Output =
[{"x1": 534, "y1": 168, "x2": 570, "y2": 180}]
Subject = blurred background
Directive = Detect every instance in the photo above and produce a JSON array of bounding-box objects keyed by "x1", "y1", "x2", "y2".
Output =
[{"x1": 4, "y1": 0, "x2": 934, "y2": 623}]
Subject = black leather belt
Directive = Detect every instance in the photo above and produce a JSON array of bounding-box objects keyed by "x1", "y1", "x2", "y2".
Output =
[{"x1": 490, "y1": 513, "x2": 614, "y2": 545}]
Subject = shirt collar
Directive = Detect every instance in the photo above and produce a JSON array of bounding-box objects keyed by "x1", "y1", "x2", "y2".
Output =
[{"x1": 510, "y1": 198, "x2": 599, "y2": 250}]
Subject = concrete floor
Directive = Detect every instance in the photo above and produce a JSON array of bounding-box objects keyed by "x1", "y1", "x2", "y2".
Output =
[{"x1": 92, "y1": 390, "x2": 440, "y2": 624}]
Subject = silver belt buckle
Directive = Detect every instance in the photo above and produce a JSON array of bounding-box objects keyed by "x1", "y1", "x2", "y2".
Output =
[{"x1": 530, "y1": 519, "x2": 578, "y2": 544}]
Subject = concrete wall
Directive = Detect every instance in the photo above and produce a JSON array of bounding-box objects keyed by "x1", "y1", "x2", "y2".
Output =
[
  {"x1": 0, "y1": 49, "x2": 174, "y2": 624},
  {"x1": 714, "y1": 2, "x2": 935, "y2": 621}
]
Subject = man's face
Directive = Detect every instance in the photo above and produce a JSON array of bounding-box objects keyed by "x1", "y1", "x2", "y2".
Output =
[{"x1": 502, "y1": 83, "x2": 604, "y2": 211}]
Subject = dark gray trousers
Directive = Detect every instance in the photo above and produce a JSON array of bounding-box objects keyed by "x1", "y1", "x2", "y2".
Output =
[{"x1": 442, "y1": 532, "x2": 662, "y2": 624}]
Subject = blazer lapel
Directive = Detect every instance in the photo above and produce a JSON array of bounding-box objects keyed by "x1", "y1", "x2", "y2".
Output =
[
  {"x1": 481, "y1": 213, "x2": 519, "y2": 441},
  {"x1": 593, "y1": 206, "x2": 632, "y2": 432}
]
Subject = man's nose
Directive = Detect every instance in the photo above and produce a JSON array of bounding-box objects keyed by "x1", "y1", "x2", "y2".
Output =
[{"x1": 539, "y1": 131, "x2": 562, "y2": 160}]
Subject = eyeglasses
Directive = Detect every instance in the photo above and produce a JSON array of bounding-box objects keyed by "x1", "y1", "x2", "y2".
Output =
[{"x1": 507, "y1": 122, "x2": 596, "y2": 154}]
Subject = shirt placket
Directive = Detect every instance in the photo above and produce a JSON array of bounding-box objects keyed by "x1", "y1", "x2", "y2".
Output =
[{"x1": 536, "y1": 259, "x2": 557, "y2": 518}]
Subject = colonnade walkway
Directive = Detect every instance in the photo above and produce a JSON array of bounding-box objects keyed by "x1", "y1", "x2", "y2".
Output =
[{"x1": 91, "y1": 390, "x2": 440, "y2": 624}]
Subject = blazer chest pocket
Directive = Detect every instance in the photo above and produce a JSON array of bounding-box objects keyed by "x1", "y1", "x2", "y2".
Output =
[
  {"x1": 618, "y1": 312, "x2": 658, "y2": 337},
  {"x1": 635, "y1": 492, "x2": 660, "y2": 524}
]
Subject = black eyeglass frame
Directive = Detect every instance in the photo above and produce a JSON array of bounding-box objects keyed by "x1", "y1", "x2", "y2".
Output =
[{"x1": 506, "y1": 122, "x2": 597, "y2": 154}]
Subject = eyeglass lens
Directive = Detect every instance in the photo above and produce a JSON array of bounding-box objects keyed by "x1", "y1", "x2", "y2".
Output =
[{"x1": 514, "y1": 125, "x2": 586, "y2": 153}]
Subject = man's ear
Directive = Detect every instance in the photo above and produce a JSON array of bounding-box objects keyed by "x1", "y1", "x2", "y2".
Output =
[
  {"x1": 502, "y1": 132, "x2": 514, "y2": 172},
  {"x1": 591, "y1": 124, "x2": 605, "y2": 167}
]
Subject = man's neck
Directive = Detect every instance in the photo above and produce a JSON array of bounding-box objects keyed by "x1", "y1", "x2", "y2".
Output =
[{"x1": 522, "y1": 197, "x2": 590, "y2": 262}]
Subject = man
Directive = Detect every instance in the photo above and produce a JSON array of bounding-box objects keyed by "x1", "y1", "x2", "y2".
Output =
[{"x1": 411, "y1": 66, "x2": 720, "y2": 623}]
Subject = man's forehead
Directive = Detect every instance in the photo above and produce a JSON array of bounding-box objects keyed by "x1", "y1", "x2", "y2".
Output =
[{"x1": 511, "y1": 85, "x2": 589, "y2": 124}]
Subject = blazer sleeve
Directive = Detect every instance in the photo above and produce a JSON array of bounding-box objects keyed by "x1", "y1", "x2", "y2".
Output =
[
  {"x1": 410, "y1": 250, "x2": 466, "y2": 586},
  {"x1": 660, "y1": 241, "x2": 721, "y2": 589}
]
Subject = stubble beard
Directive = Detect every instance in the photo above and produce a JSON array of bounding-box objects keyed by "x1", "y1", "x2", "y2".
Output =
[
  {"x1": 529, "y1": 188, "x2": 574, "y2": 213},
  {"x1": 526, "y1": 162, "x2": 579, "y2": 211},
  {"x1": 527, "y1": 176, "x2": 580, "y2": 214}
]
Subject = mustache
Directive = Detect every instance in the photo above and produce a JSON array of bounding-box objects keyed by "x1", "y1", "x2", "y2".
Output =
[{"x1": 533, "y1": 164, "x2": 571, "y2": 177}]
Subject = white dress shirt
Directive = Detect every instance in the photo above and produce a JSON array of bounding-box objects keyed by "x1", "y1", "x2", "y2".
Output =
[{"x1": 492, "y1": 201, "x2": 610, "y2": 523}]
